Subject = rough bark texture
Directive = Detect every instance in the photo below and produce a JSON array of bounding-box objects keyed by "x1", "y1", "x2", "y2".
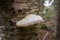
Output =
[{"x1": 0, "y1": 0, "x2": 43, "y2": 40}]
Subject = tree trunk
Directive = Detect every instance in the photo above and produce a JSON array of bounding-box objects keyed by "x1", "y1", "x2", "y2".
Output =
[
  {"x1": 56, "y1": 0, "x2": 60, "y2": 40},
  {"x1": 0, "y1": 0, "x2": 43, "y2": 40}
]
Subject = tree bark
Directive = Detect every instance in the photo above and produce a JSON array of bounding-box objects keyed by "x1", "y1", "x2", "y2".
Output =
[
  {"x1": 0, "y1": 0, "x2": 43, "y2": 40},
  {"x1": 56, "y1": 0, "x2": 60, "y2": 40}
]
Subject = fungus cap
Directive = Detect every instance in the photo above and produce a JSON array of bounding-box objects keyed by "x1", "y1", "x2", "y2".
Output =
[{"x1": 16, "y1": 14, "x2": 43, "y2": 27}]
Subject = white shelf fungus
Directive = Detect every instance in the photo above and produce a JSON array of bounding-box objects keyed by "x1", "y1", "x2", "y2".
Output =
[{"x1": 16, "y1": 14, "x2": 43, "y2": 27}]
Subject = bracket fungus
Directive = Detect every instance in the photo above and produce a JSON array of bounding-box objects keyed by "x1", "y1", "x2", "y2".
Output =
[{"x1": 16, "y1": 14, "x2": 43, "y2": 27}]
